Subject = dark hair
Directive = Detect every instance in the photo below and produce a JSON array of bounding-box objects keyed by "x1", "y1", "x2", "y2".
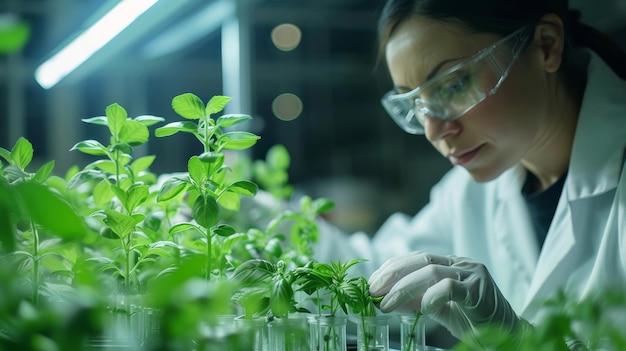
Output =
[{"x1": 377, "y1": 0, "x2": 626, "y2": 84}]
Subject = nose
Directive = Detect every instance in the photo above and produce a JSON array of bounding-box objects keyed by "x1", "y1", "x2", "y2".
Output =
[{"x1": 424, "y1": 115, "x2": 462, "y2": 141}]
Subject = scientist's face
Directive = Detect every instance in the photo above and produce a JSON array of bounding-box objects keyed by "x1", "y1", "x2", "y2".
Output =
[{"x1": 385, "y1": 17, "x2": 551, "y2": 182}]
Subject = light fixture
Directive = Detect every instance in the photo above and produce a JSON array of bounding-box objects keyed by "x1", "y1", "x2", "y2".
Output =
[{"x1": 35, "y1": 0, "x2": 159, "y2": 89}]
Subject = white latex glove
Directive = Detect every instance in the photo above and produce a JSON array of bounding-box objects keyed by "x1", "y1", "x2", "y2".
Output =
[{"x1": 368, "y1": 252, "x2": 529, "y2": 343}]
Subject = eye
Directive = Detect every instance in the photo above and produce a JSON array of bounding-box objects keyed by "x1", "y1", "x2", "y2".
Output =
[{"x1": 435, "y1": 72, "x2": 474, "y2": 100}]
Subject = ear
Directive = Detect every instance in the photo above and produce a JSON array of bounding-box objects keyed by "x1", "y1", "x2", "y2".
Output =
[{"x1": 532, "y1": 14, "x2": 565, "y2": 73}]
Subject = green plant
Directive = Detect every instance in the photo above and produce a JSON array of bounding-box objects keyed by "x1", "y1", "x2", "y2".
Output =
[
  {"x1": 402, "y1": 312, "x2": 422, "y2": 351},
  {"x1": 292, "y1": 258, "x2": 367, "y2": 351},
  {"x1": 253, "y1": 144, "x2": 294, "y2": 200},
  {"x1": 0, "y1": 137, "x2": 86, "y2": 306},
  {"x1": 293, "y1": 259, "x2": 366, "y2": 317},
  {"x1": 68, "y1": 103, "x2": 176, "y2": 294},
  {"x1": 154, "y1": 93, "x2": 260, "y2": 281},
  {"x1": 232, "y1": 258, "x2": 310, "y2": 320}
]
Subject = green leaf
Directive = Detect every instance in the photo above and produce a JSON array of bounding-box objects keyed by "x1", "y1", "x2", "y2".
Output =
[
  {"x1": 192, "y1": 194, "x2": 220, "y2": 228},
  {"x1": 70, "y1": 140, "x2": 108, "y2": 156},
  {"x1": 198, "y1": 151, "x2": 224, "y2": 164},
  {"x1": 103, "y1": 209, "x2": 136, "y2": 239},
  {"x1": 131, "y1": 155, "x2": 156, "y2": 174},
  {"x1": 87, "y1": 159, "x2": 117, "y2": 174},
  {"x1": 132, "y1": 213, "x2": 146, "y2": 223},
  {"x1": 67, "y1": 169, "x2": 105, "y2": 190},
  {"x1": 169, "y1": 222, "x2": 202, "y2": 235},
  {"x1": 213, "y1": 224, "x2": 236, "y2": 237},
  {"x1": 0, "y1": 166, "x2": 24, "y2": 183},
  {"x1": 222, "y1": 232, "x2": 245, "y2": 252},
  {"x1": 212, "y1": 166, "x2": 229, "y2": 186},
  {"x1": 11, "y1": 137, "x2": 33, "y2": 169},
  {"x1": 106, "y1": 103, "x2": 128, "y2": 137},
  {"x1": 232, "y1": 259, "x2": 276, "y2": 285},
  {"x1": 33, "y1": 160, "x2": 55, "y2": 183},
  {"x1": 110, "y1": 185, "x2": 128, "y2": 205},
  {"x1": 126, "y1": 184, "x2": 149, "y2": 213},
  {"x1": 157, "y1": 177, "x2": 188, "y2": 202},
  {"x1": 143, "y1": 246, "x2": 173, "y2": 258},
  {"x1": 218, "y1": 132, "x2": 260, "y2": 150},
  {"x1": 154, "y1": 121, "x2": 198, "y2": 137},
  {"x1": 16, "y1": 182, "x2": 85, "y2": 239},
  {"x1": 0, "y1": 147, "x2": 12, "y2": 164},
  {"x1": 81, "y1": 116, "x2": 108, "y2": 125},
  {"x1": 206, "y1": 95, "x2": 232, "y2": 116},
  {"x1": 0, "y1": 182, "x2": 17, "y2": 251},
  {"x1": 216, "y1": 114, "x2": 251, "y2": 127},
  {"x1": 227, "y1": 180, "x2": 258, "y2": 197},
  {"x1": 134, "y1": 115, "x2": 165, "y2": 126},
  {"x1": 99, "y1": 227, "x2": 119, "y2": 239},
  {"x1": 217, "y1": 191, "x2": 240, "y2": 211},
  {"x1": 93, "y1": 180, "x2": 114, "y2": 206},
  {"x1": 313, "y1": 198, "x2": 335, "y2": 215},
  {"x1": 267, "y1": 144, "x2": 290, "y2": 169},
  {"x1": 109, "y1": 143, "x2": 133, "y2": 156},
  {"x1": 265, "y1": 238, "x2": 283, "y2": 258},
  {"x1": 172, "y1": 93, "x2": 206, "y2": 119},
  {"x1": 119, "y1": 120, "x2": 149, "y2": 146},
  {"x1": 270, "y1": 276, "x2": 294, "y2": 318},
  {"x1": 188, "y1": 156, "x2": 207, "y2": 185}
]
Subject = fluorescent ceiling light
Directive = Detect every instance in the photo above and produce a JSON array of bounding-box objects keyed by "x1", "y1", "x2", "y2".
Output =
[
  {"x1": 35, "y1": 0, "x2": 159, "y2": 89},
  {"x1": 141, "y1": 0, "x2": 234, "y2": 59}
]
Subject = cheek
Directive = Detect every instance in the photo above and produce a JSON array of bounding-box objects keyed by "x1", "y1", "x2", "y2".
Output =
[{"x1": 472, "y1": 67, "x2": 548, "y2": 146}]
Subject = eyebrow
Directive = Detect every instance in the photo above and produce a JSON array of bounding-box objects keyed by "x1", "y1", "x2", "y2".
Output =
[{"x1": 394, "y1": 56, "x2": 468, "y2": 92}]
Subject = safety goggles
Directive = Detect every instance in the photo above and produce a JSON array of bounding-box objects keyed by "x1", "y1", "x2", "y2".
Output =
[{"x1": 381, "y1": 25, "x2": 534, "y2": 135}]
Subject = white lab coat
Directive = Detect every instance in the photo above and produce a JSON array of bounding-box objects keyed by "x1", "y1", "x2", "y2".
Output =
[{"x1": 315, "y1": 51, "x2": 626, "y2": 325}]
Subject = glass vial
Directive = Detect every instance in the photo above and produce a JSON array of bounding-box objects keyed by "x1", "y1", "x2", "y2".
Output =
[
  {"x1": 352, "y1": 315, "x2": 391, "y2": 351},
  {"x1": 315, "y1": 316, "x2": 347, "y2": 351},
  {"x1": 268, "y1": 316, "x2": 310, "y2": 351},
  {"x1": 399, "y1": 314, "x2": 425, "y2": 351}
]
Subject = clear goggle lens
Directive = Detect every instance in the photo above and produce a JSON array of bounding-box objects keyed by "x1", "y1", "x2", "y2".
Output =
[{"x1": 381, "y1": 26, "x2": 531, "y2": 135}]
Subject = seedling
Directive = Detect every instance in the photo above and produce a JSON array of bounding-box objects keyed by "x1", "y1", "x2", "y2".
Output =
[
  {"x1": 155, "y1": 93, "x2": 260, "y2": 281},
  {"x1": 0, "y1": 137, "x2": 84, "y2": 305},
  {"x1": 69, "y1": 103, "x2": 175, "y2": 293}
]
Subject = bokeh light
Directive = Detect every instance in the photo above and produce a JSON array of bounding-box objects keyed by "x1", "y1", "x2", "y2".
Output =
[
  {"x1": 272, "y1": 93, "x2": 303, "y2": 121},
  {"x1": 271, "y1": 23, "x2": 302, "y2": 51}
]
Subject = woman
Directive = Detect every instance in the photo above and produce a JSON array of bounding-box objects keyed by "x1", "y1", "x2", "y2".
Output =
[{"x1": 315, "y1": 0, "x2": 626, "y2": 347}]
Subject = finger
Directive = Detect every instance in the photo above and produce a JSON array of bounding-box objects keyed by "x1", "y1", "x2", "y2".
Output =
[
  {"x1": 369, "y1": 252, "x2": 456, "y2": 295},
  {"x1": 420, "y1": 261, "x2": 490, "y2": 315},
  {"x1": 420, "y1": 275, "x2": 470, "y2": 316},
  {"x1": 378, "y1": 264, "x2": 461, "y2": 312},
  {"x1": 420, "y1": 277, "x2": 473, "y2": 339}
]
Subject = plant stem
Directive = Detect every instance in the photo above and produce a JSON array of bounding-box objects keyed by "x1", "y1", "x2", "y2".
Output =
[
  {"x1": 360, "y1": 314, "x2": 369, "y2": 351},
  {"x1": 31, "y1": 220, "x2": 39, "y2": 306},
  {"x1": 316, "y1": 290, "x2": 321, "y2": 317},
  {"x1": 206, "y1": 228, "x2": 212, "y2": 281},
  {"x1": 404, "y1": 312, "x2": 421, "y2": 351},
  {"x1": 125, "y1": 234, "x2": 132, "y2": 290}
]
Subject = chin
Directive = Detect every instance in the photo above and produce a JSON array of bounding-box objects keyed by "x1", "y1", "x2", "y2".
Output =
[{"x1": 464, "y1": 166, "x2": 505, "y2": 183}]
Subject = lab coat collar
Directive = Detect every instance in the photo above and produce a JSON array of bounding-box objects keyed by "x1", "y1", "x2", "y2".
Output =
[
  {"x1": 566, "y1": 51, "x2": 626, "y2": 201},
  {"x1": 495, "y1": 52, "x2": 626, "y2": 201},
  {"x1": 522, "y1": 52, "x2": 626, "y2": 317}
]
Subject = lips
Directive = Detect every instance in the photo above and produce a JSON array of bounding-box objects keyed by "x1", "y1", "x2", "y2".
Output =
[{"x1": 448, "y1": 144, "x2": 484, "y2": 166}]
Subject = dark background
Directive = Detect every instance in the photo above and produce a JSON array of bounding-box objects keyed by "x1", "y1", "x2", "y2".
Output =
[{"x1": 1, "y1": 0, "x2": 625, "y2": 236}]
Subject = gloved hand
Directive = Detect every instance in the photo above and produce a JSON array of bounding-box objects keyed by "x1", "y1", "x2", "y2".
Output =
[{"x1": 368, "y1": 252, "x2": 529, "y2": 343}]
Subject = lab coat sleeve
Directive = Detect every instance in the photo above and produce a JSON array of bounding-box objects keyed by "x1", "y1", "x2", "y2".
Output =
[{"x1": 313, "y1": 171, "x2": 457, "y2": 278}]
